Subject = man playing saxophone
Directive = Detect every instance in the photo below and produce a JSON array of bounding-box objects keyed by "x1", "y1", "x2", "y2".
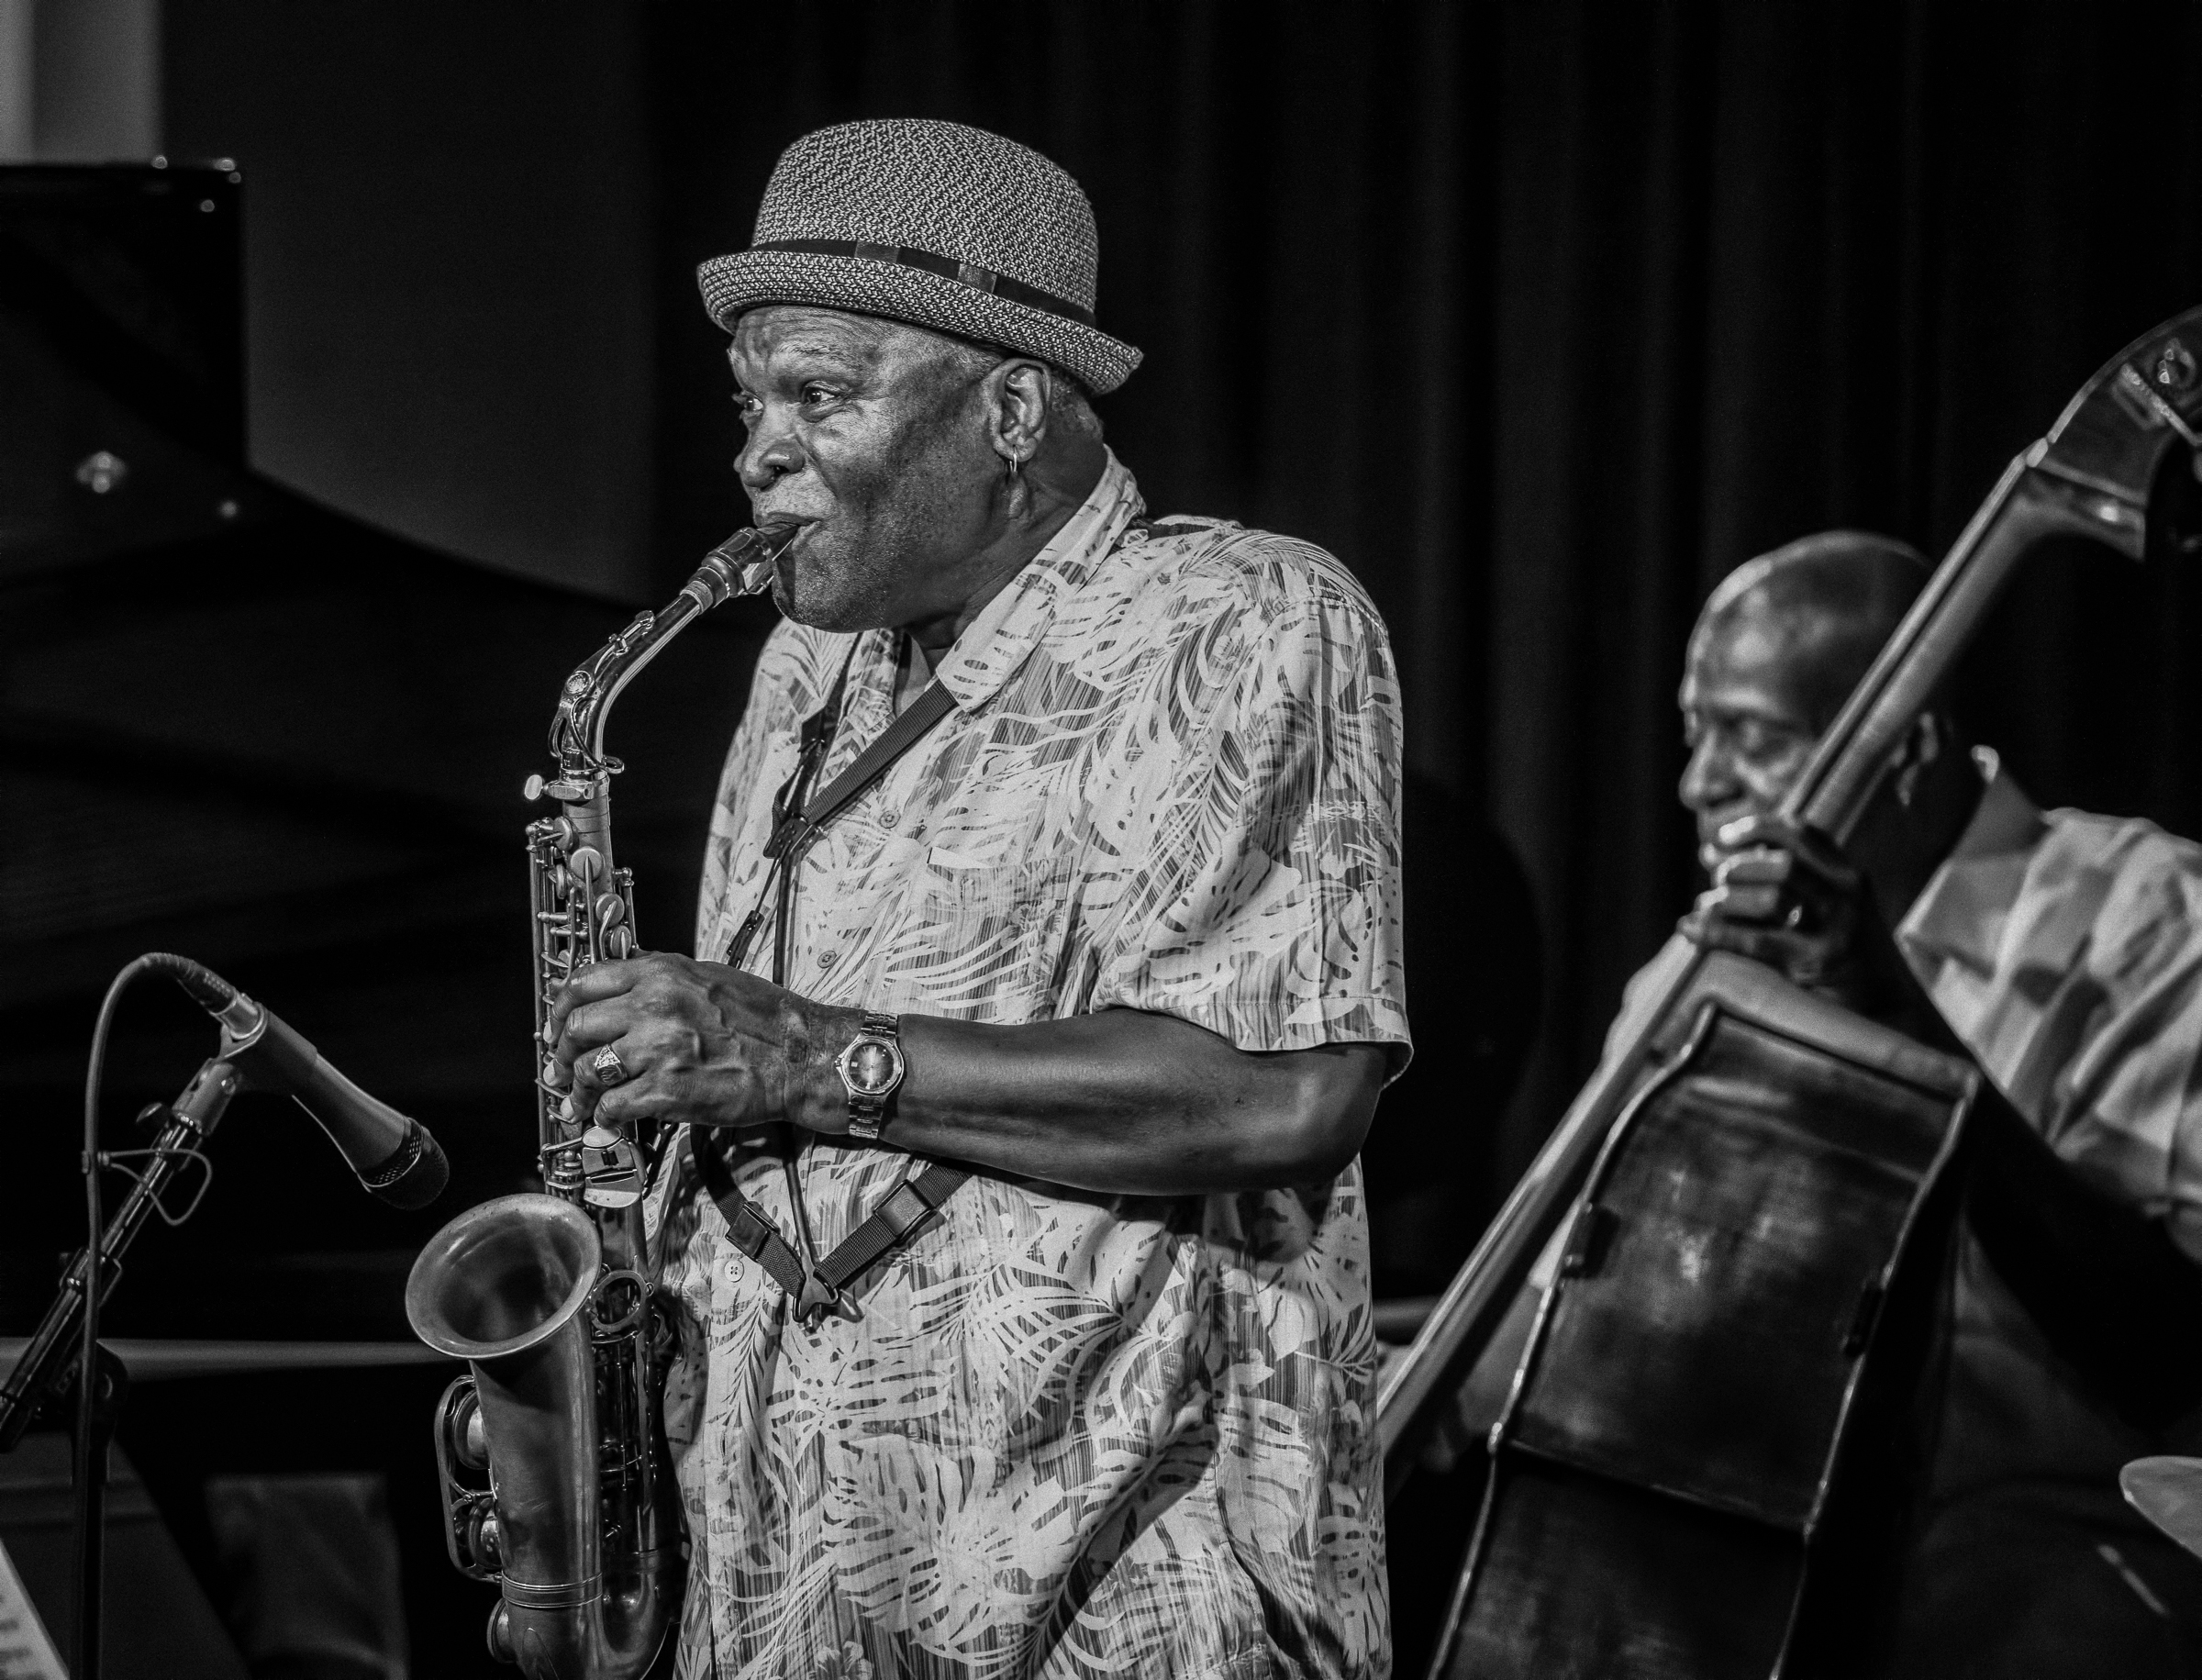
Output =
[{"x1": 544, "y1": 119, "x2": 1407, "y2": 1680}]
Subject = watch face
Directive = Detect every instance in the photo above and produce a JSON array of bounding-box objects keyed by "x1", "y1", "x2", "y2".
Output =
[{"x1": 846, "y1": 1040, "x2": 899, "y2": 1095}]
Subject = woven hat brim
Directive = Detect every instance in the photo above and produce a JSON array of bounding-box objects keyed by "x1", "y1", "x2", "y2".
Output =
[{"x1": 698, "y1": 249, "x2": 1141, "y2": 395}]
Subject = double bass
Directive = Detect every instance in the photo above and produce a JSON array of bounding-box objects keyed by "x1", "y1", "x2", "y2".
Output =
[{"x1": 1380, "y1": 305, "x2": 2202, "y2": 1676}]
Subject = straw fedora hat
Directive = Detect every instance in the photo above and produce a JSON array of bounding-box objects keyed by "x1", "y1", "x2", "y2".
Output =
[{"x1": 697, "y1": 118, "x2": 1142, "y2": 395}]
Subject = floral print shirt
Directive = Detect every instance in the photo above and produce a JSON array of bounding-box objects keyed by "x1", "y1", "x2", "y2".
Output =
[{"x1": 646, "y1": 453, "x2": 1409, "y2": 1680}]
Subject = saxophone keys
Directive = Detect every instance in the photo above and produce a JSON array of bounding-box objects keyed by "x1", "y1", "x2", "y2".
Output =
[
  {"x1": 486, "y1": 1604, "x2": 516, "y2": 1665},
  {"x1": 582, "y1": 1129, "x2": 647, "y2": 1207},
  {"x1": 469, "y1": 1507, "x2": 503, "y2": 1573},
  {"x1": 442, "y1": 1387, "x2": 491, "y2": 1471}
]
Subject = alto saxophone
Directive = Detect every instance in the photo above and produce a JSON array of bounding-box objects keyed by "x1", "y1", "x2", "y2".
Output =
[{"x1": 406, "y1": 524, "x2": 798, "y2": 1678}]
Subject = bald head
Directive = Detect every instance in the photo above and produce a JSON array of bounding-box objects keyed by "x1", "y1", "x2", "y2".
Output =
[
  {"x1": 1695, "y1": 531, "x2": 1929, "y2": 732},
  {"x1": 1678, "y1": 530, "x2": 1930, "y2": 863}
]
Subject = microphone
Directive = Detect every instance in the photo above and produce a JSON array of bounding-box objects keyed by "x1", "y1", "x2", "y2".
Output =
[{"x1": 149, "y1": 954, "x2": 450, "y2": 1211}]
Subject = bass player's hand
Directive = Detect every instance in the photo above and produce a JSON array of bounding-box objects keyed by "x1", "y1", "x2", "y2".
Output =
[
  {"x1": 545, "y1": 952, "x2": 862, "y2": 1135},
  {"x1": 1681, "y1": 814, "x2": 1876, "y2": 1006}
]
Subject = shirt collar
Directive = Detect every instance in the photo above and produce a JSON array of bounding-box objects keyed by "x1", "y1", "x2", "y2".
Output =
[
  {"x1": 931, "y1": 450, "x2": 1145, "y2": 712},
  {"x1": 1894, "y1": 746, "x2": 2048, "y2": 979}
]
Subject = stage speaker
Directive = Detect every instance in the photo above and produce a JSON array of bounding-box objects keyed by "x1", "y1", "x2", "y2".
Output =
[{"x1": 0, "y1": 163, "x2": 274, "y2": 584}]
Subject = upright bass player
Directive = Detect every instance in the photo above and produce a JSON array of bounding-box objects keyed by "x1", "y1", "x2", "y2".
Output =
[
  {"x1": 540, "y1": 120, "x2": 1409, "y2": 1679},
  {"x1": 1674, "y1": 530, "x2": 2202, "y2": 1674}
]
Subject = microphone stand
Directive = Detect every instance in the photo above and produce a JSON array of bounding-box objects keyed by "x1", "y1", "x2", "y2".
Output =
[
  {"x1": 0, "y1": 1055, "x2": 240, "y2": 1677},
  {"x1": 70, "y1": 1346, "x2": 127, "y2": 1680}
]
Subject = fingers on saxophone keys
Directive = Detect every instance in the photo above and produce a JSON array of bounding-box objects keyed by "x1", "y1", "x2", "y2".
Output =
[
  {"x1": 557, "y1": 1069, "x2": 608, "y2": 1126},
  {"x1": 554, "y1": 1038, "x2": 630, "y2": 1118}
]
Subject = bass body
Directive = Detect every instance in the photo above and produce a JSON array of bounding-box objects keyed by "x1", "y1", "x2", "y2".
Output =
[{"x1": 1432, "y1": 957, "x2": 1976, "y2": 1676}]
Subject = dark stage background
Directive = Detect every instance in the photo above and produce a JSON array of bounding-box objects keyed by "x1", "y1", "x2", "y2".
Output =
[
  {"x1": 130, "y1": 0, "x2": 2202, "y2": 1202},
  {"x1": 643, "y1": 0, "x2": 2202, "y2": 1191},
  {"x1": 8, "y1": 2, "x2": 2202, "y2": 1674}
]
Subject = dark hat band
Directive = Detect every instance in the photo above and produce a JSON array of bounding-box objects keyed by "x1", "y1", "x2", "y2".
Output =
[{"x1": 749, "y1": 238, "x2": 1097, "y2": 329}]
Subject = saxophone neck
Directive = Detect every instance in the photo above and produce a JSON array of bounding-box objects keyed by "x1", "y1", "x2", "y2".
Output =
[
  {"x1": 542, "y1": 525, "x2": 796, "y2": 778},
  {"x1": 547, "y1": 612, "x2": 668, "y2": 779}
]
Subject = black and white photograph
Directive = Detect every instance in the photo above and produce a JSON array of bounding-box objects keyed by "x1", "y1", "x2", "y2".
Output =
[{"x1": 5, "y1": 4, "x2": 2202, "y2": 1677}]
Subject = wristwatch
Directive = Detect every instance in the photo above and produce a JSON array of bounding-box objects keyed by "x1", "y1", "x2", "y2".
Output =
[{"x1": 835, "y1": 1011, "x2": 906, "y2": 1140}]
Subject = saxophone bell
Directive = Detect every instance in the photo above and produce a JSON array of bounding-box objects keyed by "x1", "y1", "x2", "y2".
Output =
[{"x1": 408, "y1": 1195, "x2": 679, "y2": 1677}]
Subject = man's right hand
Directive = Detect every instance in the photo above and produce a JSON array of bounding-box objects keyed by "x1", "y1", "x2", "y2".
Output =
[{"x1": 1682, "y1": 814, "x2": 1875, "y2": 1005}]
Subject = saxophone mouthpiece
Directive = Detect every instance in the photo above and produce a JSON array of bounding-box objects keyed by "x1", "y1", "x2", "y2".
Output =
[
  {"x1": 752, "y1": 517, "x2": 802, "y2": 562},
  {"x1": 698, "y1": 523, "x2": 800, "y2": 603}
]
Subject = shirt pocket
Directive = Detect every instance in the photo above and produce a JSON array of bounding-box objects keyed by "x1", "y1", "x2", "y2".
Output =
[
  {"x1": 918, "y1": 843, "x2": 1029, "y2": 926},
  {"x1": 906, "y1": 843, "x2": 1069, "y2": 1017}
]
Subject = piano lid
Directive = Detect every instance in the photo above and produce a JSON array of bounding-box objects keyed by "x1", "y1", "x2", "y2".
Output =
[{"x1": 3, "y1": 166, "x2": 771, "y2": 1333}]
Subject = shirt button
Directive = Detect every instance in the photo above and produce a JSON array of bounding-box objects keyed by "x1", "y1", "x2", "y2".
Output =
[
  {"x1": 880, "y1": 808, "x2": 899, "y2": 829},
  {"x1": 817, "y1": 949, "x2": 839, "y2": 969}
]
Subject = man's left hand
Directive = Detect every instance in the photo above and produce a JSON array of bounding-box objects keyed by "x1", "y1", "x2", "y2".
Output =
[{"x1": 546, "y1": 953, "x2": 859, "y2": 1134}]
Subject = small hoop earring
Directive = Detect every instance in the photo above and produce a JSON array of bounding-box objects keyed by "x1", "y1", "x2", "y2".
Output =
[{"x1": 1005, "y1": 450, "x2": 1025, "y2": 481}]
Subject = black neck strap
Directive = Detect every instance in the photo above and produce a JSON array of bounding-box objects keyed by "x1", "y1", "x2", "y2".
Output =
[
  {"x1": 722, "y1": 655, "x2": 954, "y2": 974},
  {"x1": 699, "y1": 643, "x2": 967, "y2": 1325},
  {"x1": 771, "y1": 679, "x2": 957, "y2": 871},
  {"x1": 684, "y1": 1130, "x2": 968, "y2": 1328}
]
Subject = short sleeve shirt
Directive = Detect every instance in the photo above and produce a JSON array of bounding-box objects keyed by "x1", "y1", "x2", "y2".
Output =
[
  {"x1": 1893, "y1": 754, "x2": 2202, "y2": 1493},
  {"x1": 646, "y1": 452, "x2": 1409, "y2": 1680},
  {"x1": 1896, "y1": 758, "x2": 2202, "y2": 1250}
]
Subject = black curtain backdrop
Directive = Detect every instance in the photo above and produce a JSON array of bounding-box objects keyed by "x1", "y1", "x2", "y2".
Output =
[{"x1": 647, "y1": 0, "x2": 2202, "y2": 1195}]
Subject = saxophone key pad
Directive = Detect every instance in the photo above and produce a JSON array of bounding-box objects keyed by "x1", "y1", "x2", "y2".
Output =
[{"x1": 582, "y1": 1127, "x2": 646, "y2": 1207}]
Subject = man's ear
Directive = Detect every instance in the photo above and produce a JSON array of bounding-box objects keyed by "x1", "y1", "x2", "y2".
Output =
[{"x1": 990, "y1": 359, "x2": 1052, "y2": 465}]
